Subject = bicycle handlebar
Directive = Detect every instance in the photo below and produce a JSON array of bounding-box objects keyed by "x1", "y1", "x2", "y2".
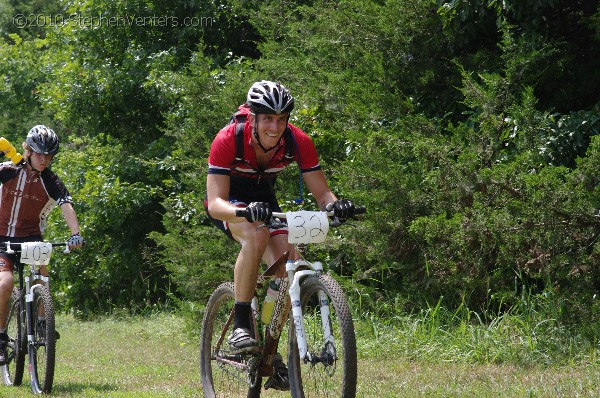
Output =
[
  {"x1": 235, "y1": 205, "x2": 366, "y2": 232},
  {"x1": 272, "y1": 205, "x2": 366, "y2": 219},
  {"x1": 0, "y1": 241, "x2": 70, "y2": 254},
  {"x1": 0, "y1": 242, "x2": 68, "y2": 249}
]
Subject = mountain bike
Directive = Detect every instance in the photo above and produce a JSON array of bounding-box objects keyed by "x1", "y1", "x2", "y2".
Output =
[
  {"x1": 0, "y1": 241, "x2": 70, "y2": 394},
  {"x1": 200, "y1": 207, "x2": 365, "y2": 397}
]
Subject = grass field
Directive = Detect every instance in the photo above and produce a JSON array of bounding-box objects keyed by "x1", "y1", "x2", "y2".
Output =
[{"x1": 0, "y1": 312, "x2": 598, "y2": 397}]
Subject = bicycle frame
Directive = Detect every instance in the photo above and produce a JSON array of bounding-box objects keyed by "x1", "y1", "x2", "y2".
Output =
[
  {"x1": 1, "y1": 241, "x2": 68, "y2": 394},
  {"x1": 6, "y1": 242, "x2": 64, "y2": 345},
  {"x1": 6, "y1": 243, "x2": 47, "y2": 347},
  {"x1": 253, "y1": 247, "x2": 332, "y2": 376},
  {"x1": 202, "y1": 207, "x2": 363, "y2": 397},
  {"x1": 211, "y1": 246, "x2": 328, "y2": 381}
]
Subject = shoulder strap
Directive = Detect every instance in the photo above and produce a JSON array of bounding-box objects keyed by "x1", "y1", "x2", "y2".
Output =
[
  {"x1": 283, "y1": 126, "x2": 295, "y2": 159},
  {"x1": 233, "y1": 114, "x2": 247, "y2": 162}
]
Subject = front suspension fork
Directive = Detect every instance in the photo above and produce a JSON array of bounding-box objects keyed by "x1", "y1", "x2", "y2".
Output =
[
  {"x1": 287, "y1": 260, "x2": 333, "y2": 363},
  {"x1": 24, "y1": 273, "x2": 48, "y2": 344}
]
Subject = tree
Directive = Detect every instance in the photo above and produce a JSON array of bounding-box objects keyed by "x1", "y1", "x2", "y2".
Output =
[{"x1": 438, "y1": 0, "x2": 600, "y2": 112}]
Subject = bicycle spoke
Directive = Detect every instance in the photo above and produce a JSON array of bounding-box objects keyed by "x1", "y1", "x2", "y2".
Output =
[
  {"x1": 28, "y1": 286, "x2": 56, "y2": 394},
  {"x1": 200, "y1": 282, "x2": 262, "y2": 398},
  {"x1": 1, "y1": 288, "x2": 26, "y2": 387}
]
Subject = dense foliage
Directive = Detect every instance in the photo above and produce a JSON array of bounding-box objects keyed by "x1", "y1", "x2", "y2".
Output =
[{"x1": 0, "y1": 0, "x2": 598, "y2": 338}]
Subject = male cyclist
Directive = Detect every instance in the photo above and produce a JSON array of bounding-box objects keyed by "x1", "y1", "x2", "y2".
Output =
[
  {"x1": 205, "y1": 80, "x2": 355, "y2": 390},
  {"x1": 0, "y1": 125, "x2": 84, "y2": 365}
]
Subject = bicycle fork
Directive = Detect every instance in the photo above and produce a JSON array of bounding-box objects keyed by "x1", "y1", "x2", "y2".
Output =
[
  {"x1": 287, "y1": 260, "x2": 334, "y2": 363},
  {"x1": 24, "y1": 272, "x2": 48, "y2": 346}
]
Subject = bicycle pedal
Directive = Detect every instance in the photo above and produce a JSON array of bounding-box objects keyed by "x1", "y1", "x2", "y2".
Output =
[{"x1": 264, "y1": 375, "x2": 290, "y2": 391}]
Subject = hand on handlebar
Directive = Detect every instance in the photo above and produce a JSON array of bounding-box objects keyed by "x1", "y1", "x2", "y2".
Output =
[
  {"x1": 326, "y1": 199, "x2": 355, "y2": 220},
  {"x1": 67, "y1": 232, "x2": 85, "y2": 249},
  {"x1": 237, "y1": 202, "x2": 272, "y2": 223}
]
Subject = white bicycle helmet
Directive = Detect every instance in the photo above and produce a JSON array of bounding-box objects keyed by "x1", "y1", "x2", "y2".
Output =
[{"x1": 247, "y1": 81, "x2": 295, "y2": 114}]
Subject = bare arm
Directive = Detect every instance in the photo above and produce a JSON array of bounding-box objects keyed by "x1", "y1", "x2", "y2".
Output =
[
  {"x1": 206, "y1": 174, "x2": 247, "y2": 223},
  {"x1": 302, "y1": 169, "x2": 337, "y2": 210},
  {"x1": 60, "y1": 202, "x2": 81, "y2": 235}
]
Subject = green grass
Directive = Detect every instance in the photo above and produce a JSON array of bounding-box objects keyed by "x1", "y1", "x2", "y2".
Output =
[
  {"x1": 1, "y1": 313, "x2": 201, "y2": 397},
  {"x1": 0, "y1": 312, "x2": 598, "y2": 397}
]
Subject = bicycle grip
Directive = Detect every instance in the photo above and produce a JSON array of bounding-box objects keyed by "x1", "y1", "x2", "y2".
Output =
[
  {"x1": 354, "y1": 206, "x2": 366, "y2": 215},
  {"x1": 235, "y1": 208, "x2": 249, "y2": 218}
]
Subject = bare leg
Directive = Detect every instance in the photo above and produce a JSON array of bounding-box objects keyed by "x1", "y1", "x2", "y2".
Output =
[
  {"x1": 229, "y1": 221, "x2": 271, "y2": 302},
  {"x1": 0, "y1": 270, "x2": 14, "y2": 329}
]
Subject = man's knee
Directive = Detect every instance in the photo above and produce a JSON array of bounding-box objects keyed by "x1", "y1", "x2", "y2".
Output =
[
  {"x1": 235, "y1": 222, "x2": 270, "y2": 243},
  {"x1": 0, "y1": 255, "x2": 13, "y2": 274},
  {"x1": 0, "y1": 270, "x2": 14, "y2": 291},
  {"x1": 252, "y1": 226, "x2": 272, "y2": 251}
]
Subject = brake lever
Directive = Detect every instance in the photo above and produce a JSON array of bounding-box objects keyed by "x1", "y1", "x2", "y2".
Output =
[
  {"x1": 330, "y1": 217, "x2": 356, "y2": 228},
  {"x1": 330, "y1": 218, "x2": 344, "y2": 228},
  {"x1": 256, "y1": 218, "x2": 286, "y2": 230}
]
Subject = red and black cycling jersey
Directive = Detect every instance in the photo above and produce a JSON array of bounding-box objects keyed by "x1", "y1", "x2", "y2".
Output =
[
  {"x1": 208, "y1": 121, "x2": 321, "y2": 203},
  {"x1": 0, "y1": 162, "x2": 73, "y2": 237}
]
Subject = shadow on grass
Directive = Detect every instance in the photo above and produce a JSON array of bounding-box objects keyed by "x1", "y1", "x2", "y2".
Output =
[{"x1": 52, "y1": 381, "x2": 119, "y2": 394}]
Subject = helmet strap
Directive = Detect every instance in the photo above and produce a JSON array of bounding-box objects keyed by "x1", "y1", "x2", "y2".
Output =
[{"x1": 26, "y1": 157, "x2": 40, "y2": 172}]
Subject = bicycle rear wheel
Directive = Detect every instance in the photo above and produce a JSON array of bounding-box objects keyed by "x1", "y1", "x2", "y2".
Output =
[
  {"x1": 28, "y1": 285, "x2": 56, "y2": 394},
  {"x1": 288, "y1": 275, "x2": 357, "y2": 398},
  {"x1": 1, "y1": 287, "x2": 26, "y2": 386},
  {"x1": 200, "y1": 282, "x2": 262, "y2": 398}
]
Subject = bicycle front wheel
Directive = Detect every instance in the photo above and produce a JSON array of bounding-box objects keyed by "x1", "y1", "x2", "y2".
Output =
[
  {"x1": 288, "y1": 275, "x2": 357, "y2": 398},
  {"x1": 200, "y1": 282, "x2": 262, "y2": 398},
  {"x1": 1, "y1": 287, "x2": 26, "y2": 386},
  {"x1": 28, "y1": 285, "x2": 56, "y2": 394}
]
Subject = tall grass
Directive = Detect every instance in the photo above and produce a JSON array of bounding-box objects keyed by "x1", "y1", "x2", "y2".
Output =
[
  {"x1": 350, "y1": 287, "x2": 600, "y2": 367},
  {"x1": 0, "y1": 307, "x2": 597, "y2": 397}
]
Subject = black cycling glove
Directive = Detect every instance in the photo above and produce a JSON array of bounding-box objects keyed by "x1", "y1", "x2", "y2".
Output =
[
  {"x1": 327, "y1": 199, "x2": 355, "y2": 219},
  {"x1": 243, "y1": 202, "x2": 272, "y2": 223}
]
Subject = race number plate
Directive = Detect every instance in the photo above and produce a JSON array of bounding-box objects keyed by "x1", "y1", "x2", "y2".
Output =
[
  {"x1": 20, "y1": 242, "x2": 53, "y2": 266},
  {"x1": 285, "y1": 211, "x2": 329, "y2": 244}
]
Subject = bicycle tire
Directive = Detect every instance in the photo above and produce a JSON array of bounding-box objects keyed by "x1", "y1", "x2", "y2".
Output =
[
  {"x1": 28, "y1": 285, "x2": 56, "y2": 394},
  {"x1": 200, "y1": 282, "x2": 262, "y2": 398},
  {"x1": 288, "y1": 274, "x2": 357, "y2": 398},
  {"x1": 1, "y1": 287, "x2": 26, "y2": 386}
]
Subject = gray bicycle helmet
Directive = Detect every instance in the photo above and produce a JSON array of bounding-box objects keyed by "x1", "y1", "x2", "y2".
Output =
[
  {"x1": 247, "y1": 81, "x2": 295, "y2": 114},
  {"x1": 26, "y1": 125, "x2": 59, "y2": 155}
]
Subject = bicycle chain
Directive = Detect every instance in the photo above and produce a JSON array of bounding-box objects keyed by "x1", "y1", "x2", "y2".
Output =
[{"x1": 216, "y1": 352, "x2": 260, "y2": 387}]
